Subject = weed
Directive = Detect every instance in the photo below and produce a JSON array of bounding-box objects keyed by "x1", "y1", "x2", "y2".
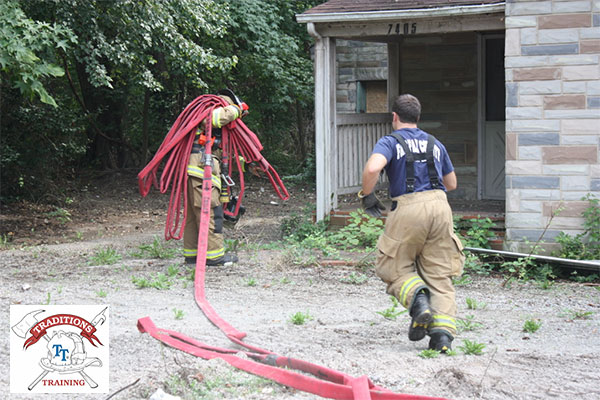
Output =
[
  {"x1": 280, "y1": 277, "x2": 292, "y2": 284},
  {"x1": 289, "y1": 311, "x2": 312, "y2": 325},
  {"x1": 535, "y1": 278, "x2": 554, "y2": 290},
  {"x1": 340, "y1": 272, "x2": 368, "y2": 285},
  {"x1": 280, "y1": 207, "x2": 327, "y2": 242},
  {"x1": 328, "y1": 209, "x2": 384, "y2": 249},
  {"x1": 88, "y1": 246, "x2": 122, "y2": 266},
  {"x1": 1, "y1": 233, "x2": 13, "y2": 248},
  {"x1": 173, "y1": 308, "x2": 185, "y2": 320},
  {"x1": 96, "y1": 289, "x2": 107, "y2": 298},
  {"x1": 457, "y1": 315, "x2": 484, "y2": 332},
  {"x1": 44, "y1": 292, "x2": 51, "y2": 305},
  {"x1": 45, "y1": 207, "x2": 71, "y2": 224},
  {"x1": 376, "y1": 296, "x2": 407, "y2": 320},
  {"x1": 166, "y1": 264, "x2": 179, "y2": 277},
  {"x1": 132, "y1": 236, "x2": 177, "y2": 259},
  {"x1": 457, "y1": 216, "x2": 496, "y2": 248},
  {"x1": 569, "y1": 271, "x2": 600, "y2": 283},
  {"x1": 523, "y1": 318, "x2": 542, "y2": 333},
  {"x1": 132, "y1": 273, "x2": 173, "y2": 290},
  {"x1": 74, "y1": 231, "x2": 84, "y2": 241},
  {"x1": 554, "y1": 194, "x2": 600, "y2": 260},
  {"x1": 418, "y1": 349, "x2": 440, "y2": 359},
  {"x1": 561, "y1": 309, "x2": 594, "y2": 320},
  {"x1": 463, "y1": 251, "x2": 493, "y2": 276},
  {"x1": 466, "y1": 298, "x2": 487, "y2": 310},
  {"x1": 246, "y1": 277, "x2": 257, "y2": 287},
  {"x1": 458, "y1": 339, "x2": 486, "y2": 355},
  {"x1": 225, "y1": 238, "x2": 240, "y2": 253},
  {"x1": 453, "y1": 274, "x2": 473, "y2": 286}
]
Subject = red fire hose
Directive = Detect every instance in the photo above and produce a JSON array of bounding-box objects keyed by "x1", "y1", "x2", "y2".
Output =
[{"x1": 137, "y1": 95, "x2": 447, "y2": 400}]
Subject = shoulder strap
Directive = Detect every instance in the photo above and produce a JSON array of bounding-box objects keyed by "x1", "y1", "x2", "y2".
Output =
[
  {"x1": 426, "y1": 134, "x2": 440, "y2": 190},
  {"x1": 389, "y1": 132, "x2": 416, "y2": 193}
]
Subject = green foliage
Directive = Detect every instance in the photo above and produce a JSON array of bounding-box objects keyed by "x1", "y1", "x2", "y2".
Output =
[
  {"x1": 458, "y1": 339, "x2": 486, "y2": 355},
  {"x1": 466, "y1": 297, "x2": 487, "y2": 310},
  {"x1": 340, "y1": 272, "x2": 368, "y2": 285},
  {"x1": 96, "y1": 289, "x2": 107, "y2": 298},
  {"x1": 246, "y1": 277, "x2": 257, "y2": 287},
  {"x1": 131, "y1": 273, "x2": 173, "y2": 290},
  {"x1": 554, "y1": 195, "x2": 600, "y2": 260},
  {"x1": 569, "y1": 271, "x2": 599, "y2": 283},
  {"x1": 132, "y1": 236, "x2": 177, "y2": 259},
  {"x1": 289, "y1": 311, "x2": 312, "y2": 325},
  {"x1": 456, "y1": 216, "x2": 497, "y2": 248},
  {"x1": 0, "y1": 1, "x2": 75, "y2": 106},
  {"x1": 328, "y1": 209, "x2": 384, "y2": 249},
  {"x1": 216, "y1": 0, "x2": 321, "y2": 174},
  {"x1": 280, "y1": 208, "x2": 326, "y2": 242},
  {"x1": 452, "y1": 274, "x2": 473, "y2": 286},
  {"x1": 523, "y1": 318, "x2": 542, "y2": 333},
  {"x1": 418, "y1": 349, "x2": 440, "y2": 359},
  {"x1": 88, "y1": 246, "x2": 122, "y2": 266},
  {"x1": 376, "y1": 296, "x2": 407, "y2": 320},
  {"x1": 560, "y1": 309, "x2": 594, "y2": 321},
  {"x1": 173, "y1": 308, "x2": 185, "y2": 320},
  {"x1": 457, "y1": 315, "x2": 483, "y2": 332},
  {"x1": 45, "y1": 207, "x2": 72, "y2": 224},
  {"x1": 463, "y1": 251, "x2": 493, "y2": 276}
]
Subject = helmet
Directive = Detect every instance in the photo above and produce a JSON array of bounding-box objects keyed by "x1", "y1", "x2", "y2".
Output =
[{"x1": 217, "y1": 88, "x2": 249, "y2": 117}]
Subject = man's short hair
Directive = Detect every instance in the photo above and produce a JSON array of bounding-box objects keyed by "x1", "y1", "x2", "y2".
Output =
[{"x1": 392, "y1": 94, "x2": 421, "y2": 123}]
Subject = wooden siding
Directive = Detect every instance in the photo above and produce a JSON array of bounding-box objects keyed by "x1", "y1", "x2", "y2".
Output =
[{"x1": 336, "y1": 113, "x2": 392, "y2": 194}]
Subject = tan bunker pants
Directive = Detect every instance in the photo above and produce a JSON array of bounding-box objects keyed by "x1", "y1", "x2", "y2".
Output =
[
  {"x1": 375, "y1": 190, "x2": 464, "y2": 336},
  {"x1": 183, "y1": 153, "x2": 224, "y2": 261}
]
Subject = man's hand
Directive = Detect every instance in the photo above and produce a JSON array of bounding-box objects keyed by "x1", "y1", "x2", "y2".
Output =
[
  {"x1": 358, "y1": 190, "x2": 386, "y2": 218},
  {"x1": 248, "y1": 162, "x2": 262, "y2": 177}
]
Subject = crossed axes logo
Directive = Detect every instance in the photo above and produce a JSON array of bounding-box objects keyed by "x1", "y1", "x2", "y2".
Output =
[{"x1": 11, "y1": 307, "x2": 107, "y2": 391}]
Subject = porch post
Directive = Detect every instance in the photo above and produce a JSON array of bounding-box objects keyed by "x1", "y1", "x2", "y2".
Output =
[
  {"x1": 310, "y1": 23, "x2": 336, "y2": 221},
  {"x1": 387, "y1": 42, "x2": 401, "y2": 110}
]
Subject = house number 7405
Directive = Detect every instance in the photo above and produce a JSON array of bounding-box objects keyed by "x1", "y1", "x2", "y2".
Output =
[{"x1": 387, "y1": 23, "x2": 417, "y2": 35}]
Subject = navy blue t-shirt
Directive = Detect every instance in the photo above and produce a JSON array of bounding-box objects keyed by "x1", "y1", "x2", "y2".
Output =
[{"x1": 372, "y1": 128, "x2": 454, "y2": 197}]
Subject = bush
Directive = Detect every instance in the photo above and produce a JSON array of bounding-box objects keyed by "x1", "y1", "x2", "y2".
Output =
[{"x1": 553, "y1": 195, "x2": 600, "y2": 260}]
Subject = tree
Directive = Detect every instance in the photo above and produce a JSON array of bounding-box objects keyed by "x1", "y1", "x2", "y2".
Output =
[
  {"x1": 0, "y1": 0, "x2": 75, "y2": 107},
  {"x1": 213, "y1": 0, "x2": 319, "y2": 172}
]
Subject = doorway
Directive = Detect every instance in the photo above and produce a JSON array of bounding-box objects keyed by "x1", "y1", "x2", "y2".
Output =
[{"x1": 479, "y1": 34, "x2": 506, "y2": 200}]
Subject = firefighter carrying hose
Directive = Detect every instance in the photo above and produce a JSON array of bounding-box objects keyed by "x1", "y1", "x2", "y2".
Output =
[
  {"x1": 183, "y1": 89, "x2": 252, "y2": 266},
  {"x1": 359, "y1": 94, "x2": 465, "y2": 353}
]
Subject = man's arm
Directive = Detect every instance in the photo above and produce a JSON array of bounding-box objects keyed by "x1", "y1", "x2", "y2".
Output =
[
  {"x1": 361, "y1": 153, "x2": 388, "y2": 195},
  {"x1": 443, "y1": 171, "x2": 457, "y2": 192}
]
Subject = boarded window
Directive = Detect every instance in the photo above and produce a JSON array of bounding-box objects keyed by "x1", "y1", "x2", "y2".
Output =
[{"x1": 357, "y1": 81, "x2": 387, "y2": 113}]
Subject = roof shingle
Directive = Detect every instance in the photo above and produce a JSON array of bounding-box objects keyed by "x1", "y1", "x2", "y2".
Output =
[{"x1": 301, "y1": 0, "x2": 504, "y2": 15}]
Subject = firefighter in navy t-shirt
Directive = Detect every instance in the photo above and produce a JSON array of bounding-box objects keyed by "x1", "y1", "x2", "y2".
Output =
[{"x1": 359, "y1": 94, "x2": 465, "y2": 353}]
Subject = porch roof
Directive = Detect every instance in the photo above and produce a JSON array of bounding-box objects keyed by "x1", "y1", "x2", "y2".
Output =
[{"x1": 297, "y1": 0, "x2": 505, "y2": 23}]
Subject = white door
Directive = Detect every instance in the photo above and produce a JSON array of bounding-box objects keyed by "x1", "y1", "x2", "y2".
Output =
[{"x1": 480, "y1": 35, "x2": 505, "y2": 200}]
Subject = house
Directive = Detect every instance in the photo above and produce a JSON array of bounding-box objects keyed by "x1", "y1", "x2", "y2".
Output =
[{"x1": 296, "y1": 0, "x2": 600, "y2": 252}]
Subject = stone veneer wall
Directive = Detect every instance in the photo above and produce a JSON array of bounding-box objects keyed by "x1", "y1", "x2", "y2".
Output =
[
  {"x1": 336, "y1": 39, "x2": 388, "y2": 113},
  {"x1": 504, "y1": 0, "x2": 600, "y2": 252}
]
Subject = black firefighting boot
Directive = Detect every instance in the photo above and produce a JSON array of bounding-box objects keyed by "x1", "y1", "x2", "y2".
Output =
[
  {"x1": 206, "y1": 253, "x2": 238, "y2": 266},
  {"x1": 185, "y1": 253, "x2": 239, "y2": 266},
  {"x1": 428, "y1": 330, "x2": 453, "y2": 353},
  {"x1": 408, "y1": 289, "x2": 433, "y2": 341}
]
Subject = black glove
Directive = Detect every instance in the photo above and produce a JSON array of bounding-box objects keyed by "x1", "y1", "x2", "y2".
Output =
[{"x1": 358, "y1": 190, "x2": 386, "y2": 218}]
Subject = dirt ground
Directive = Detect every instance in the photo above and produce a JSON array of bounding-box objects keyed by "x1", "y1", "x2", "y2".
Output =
[{"x1": 1, "y1": 172, "x2": 599, "y2": 400}]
